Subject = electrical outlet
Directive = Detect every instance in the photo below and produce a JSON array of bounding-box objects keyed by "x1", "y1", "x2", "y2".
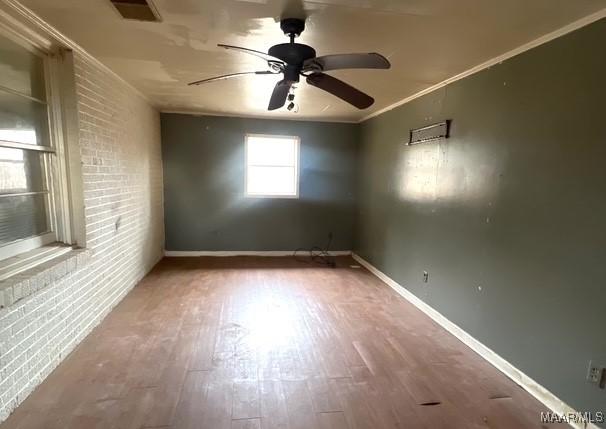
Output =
[
  {"x1": 588, "y1": 366, "x2": 601, "y2": 383},
  {"x1": 587, "y1": 361, "x2": 606, "y2": 389},
  {"x1": 423, "y1": 271, "x2": 429, "y2": 283}
]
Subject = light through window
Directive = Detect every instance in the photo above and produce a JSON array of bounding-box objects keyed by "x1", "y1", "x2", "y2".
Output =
[
  {"x1": 245, "y1": 134, "x2": 299, "y2": 198},
  {"x1": 0, "y1": 31, "x2": 56, "y2": 258}
]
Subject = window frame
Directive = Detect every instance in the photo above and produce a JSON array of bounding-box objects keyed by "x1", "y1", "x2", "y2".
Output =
[
  {"x1": 0, "y1": 19, "x2": 75, "y2": 262},
  {"x1": 244, "y1": 133, "x2": 300, "y2": 199}
]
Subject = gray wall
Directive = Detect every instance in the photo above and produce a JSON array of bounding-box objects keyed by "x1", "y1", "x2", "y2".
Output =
[
  {"x1": 161, "y1": 114, "x2": 358, "y2": 251},
  {"x1": 355, "y1": 18, "x2": 606, "y2": 418},
  {"x1": 161, "y1": 19, "x2": 605, "y2": 419}
]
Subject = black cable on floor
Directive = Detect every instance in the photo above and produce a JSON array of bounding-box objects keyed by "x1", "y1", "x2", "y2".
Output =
[{"x1": 293, "y1": 233, "x2": 336, "y2": 268}]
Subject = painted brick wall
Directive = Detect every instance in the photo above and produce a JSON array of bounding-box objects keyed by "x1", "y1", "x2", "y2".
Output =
[{"x1": 0, "y1": 53, "x2": 164, "y2": 421}]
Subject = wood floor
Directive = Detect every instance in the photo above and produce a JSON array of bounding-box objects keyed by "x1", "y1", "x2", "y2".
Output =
[{"x1": 1, "y1": 256, "x2": 566, "y2": 429}]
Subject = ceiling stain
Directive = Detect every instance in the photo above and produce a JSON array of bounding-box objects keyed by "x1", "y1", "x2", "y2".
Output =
[{"x1": 18, "y1": 0, "x2": 606, "y2": 121}]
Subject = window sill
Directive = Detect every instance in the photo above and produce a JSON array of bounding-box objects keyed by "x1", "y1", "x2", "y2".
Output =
[
  {"x1": 245, "y1": 193, "x2": 299, "y2": 199},
  {"x1": 0, "y1": 244, "x2": 90, "y2": 309}
]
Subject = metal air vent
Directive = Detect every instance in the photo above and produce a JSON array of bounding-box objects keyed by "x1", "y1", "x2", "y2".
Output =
[
  {"x1": 408, "y1": 120, "x2": 451, "y2": 145},
  {"x1": 110, "y1": 0, "x2": 161, "y2": 22}
]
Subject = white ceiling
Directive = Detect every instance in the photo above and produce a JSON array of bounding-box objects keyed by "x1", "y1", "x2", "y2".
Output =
[{"x1": 18, "y1": 0, "x2": 606, "y2": 122}]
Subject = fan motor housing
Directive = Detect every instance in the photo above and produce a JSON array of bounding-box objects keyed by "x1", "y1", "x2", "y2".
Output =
[
  {"x1": 283, "y1": 64, "x2": 300, "y2": 82},
  {"x1": 268, "y1": 43, "x2": 316, "y2": 66}
]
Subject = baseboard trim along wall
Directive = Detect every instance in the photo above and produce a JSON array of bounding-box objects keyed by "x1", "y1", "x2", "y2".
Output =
[
  {"x1": 164, "y1": 250, "x2": 352, "y2": 257},
  {"x1": 351, "y1": 253, "x2": 599, "y2": 429}
]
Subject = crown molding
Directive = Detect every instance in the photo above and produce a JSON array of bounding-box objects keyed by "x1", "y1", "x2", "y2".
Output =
[
  {"x1": 0, "y1": 0, "x2": 155, "y2": 106},
  {"x1": 360, "y1": 8, "x2": 606, "y2": 123},
  {"x1": 2, "y1": 0, "x2": 604, "y2": 125},
  {"x1": 160, "y1": 109, "x2": 359, "y2": 124}
]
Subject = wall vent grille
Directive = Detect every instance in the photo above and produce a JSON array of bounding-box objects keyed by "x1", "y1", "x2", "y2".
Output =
[
  {"x1": 408, "y1": 120, "x2": 451, "y2": 145},
  {"x1": 110, "y1": 0, "x2": 161, "y2": 22}
]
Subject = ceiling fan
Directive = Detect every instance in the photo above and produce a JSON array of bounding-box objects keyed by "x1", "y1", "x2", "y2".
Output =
[{"x1": 188, "y1": 18, "x2": 391, "y2": 111}]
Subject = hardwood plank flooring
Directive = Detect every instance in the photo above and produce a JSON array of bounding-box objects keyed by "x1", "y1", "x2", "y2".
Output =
[{"x1": 1, "y1": 256, "x2": 569, "y2": 429}]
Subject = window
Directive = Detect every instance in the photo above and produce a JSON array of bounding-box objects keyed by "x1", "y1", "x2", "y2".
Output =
[
  {"x1": 0, "y1": 30, "x2": 66, "y2": 261},
  {"x1": 245, "y1": 134, "x2": 299, "y2": 198}
]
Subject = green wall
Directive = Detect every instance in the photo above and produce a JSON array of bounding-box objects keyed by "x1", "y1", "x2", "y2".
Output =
[
  {"x1": 161, "y1": 18, "x2": 606, "y2": 420},
  {"x1": 161, "y1": 114, "x2": 358, "y2": 251},
  {"x1": 355, "y1": 18, "x2": 606, "y2": 419}
]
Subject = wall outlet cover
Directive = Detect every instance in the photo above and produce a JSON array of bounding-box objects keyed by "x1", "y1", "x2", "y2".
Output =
[{"x1": 587, "y1": 360, "x2": 606, "y2": 388}]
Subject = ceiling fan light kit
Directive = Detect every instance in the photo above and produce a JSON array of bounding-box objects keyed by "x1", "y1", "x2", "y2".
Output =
[{"x1": 188, "y1": 18, "x2": 391, "y2": 112}]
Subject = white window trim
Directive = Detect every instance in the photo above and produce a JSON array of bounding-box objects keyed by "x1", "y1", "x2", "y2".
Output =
[
  {"x1": 0, "y1": 233, "x2": 56, "y2": 262},
  {"x1": 0, "y1": 241, "x2": 72, "y2": 281},
  {"x1": 244, "y1": 133, "x2": 300, "y2": 199},
  {"x1": 0, "y1": 14, "x2": 81, "y2": 264},
  {"x1": 46, "y1": 51, "x2": 81, "y2": 246}
]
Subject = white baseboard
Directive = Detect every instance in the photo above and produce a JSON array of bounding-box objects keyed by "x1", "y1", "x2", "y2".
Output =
[
  {"x1": 352, "y1": 253, "x2": 598, "y2": 429},
  {"x1": 164, "y1": 250, "x2": 352, "y2": 257}
]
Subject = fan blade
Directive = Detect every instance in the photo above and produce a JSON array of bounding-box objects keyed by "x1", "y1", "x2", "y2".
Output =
[
  {"x1": 306, "y1": 73, "x2": 374, "y2": 109},
  {"x1": 218, "y1": 44, "x2": 284, "y2": 64},
  {"x1": 304, "y1": 53, "x2": 390, "y2": 72},
  {"x1": 188, "y1": 71, "x2": 275, "y2": 86},
  {"x1": 268, "y1": 80, "x2": 292, "y2": 111}
]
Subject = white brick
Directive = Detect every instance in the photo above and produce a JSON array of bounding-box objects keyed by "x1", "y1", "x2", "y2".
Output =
[{"x1": 0, "y1": 52, "x2": 164, "y2": 422}]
